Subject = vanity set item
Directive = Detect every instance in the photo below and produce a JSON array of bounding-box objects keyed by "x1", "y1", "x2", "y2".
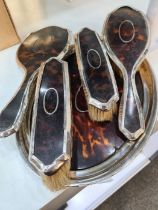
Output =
[{"x1": 0, "y1": 6, "x2": 157, "y2": 191}]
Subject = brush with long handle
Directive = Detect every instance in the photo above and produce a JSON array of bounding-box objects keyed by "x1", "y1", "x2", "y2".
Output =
[
  {"x1": 75, "y1": 28, "x2": 119, "y2": 122},
  {"x1": 29, "y1": 58, "x2": 71, "y2": 191},
  {"x1": 0, "y1": 26, "x2": 71, "y2": 138},
  {"x1": 103, "y1": 6, "x2": 150, "y2": 140}
]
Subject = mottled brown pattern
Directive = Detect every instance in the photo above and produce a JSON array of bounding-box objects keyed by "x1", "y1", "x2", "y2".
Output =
[
  {"x1": 0, "y1": 26, "x2": 68, "y2": 133},
  {"x1": 18, "y1": 26, "x2": 68, "y2": 76},
  {"x1": 78, "y1": 28, "x2": 115, "y2": 103},
  {"x1": 66, "y1": 53, "x2": 144, "y2": 170},
  {"x1": 105, "y1": 6, "x2": 148, "y2": 135},
  {"x1": 33, "y1": 59, "x2": 65, "y2": 165},
  {"x1": 68, "y1": 54, "x2": 120, "y2": 170}
]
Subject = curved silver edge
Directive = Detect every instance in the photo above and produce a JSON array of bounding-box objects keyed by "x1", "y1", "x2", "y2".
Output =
[
  {"x1": 0, "y1": 26, "x2": 72, "y2": 138},
  {"x1": 0, "y1": 70, "x2": 39, "y2": 138},
  {"x1": 102, "y1": 6, "x2": 151, "y2": 140},
  {"x1": 74, "y1": 27, "x2": 119, "y2": 111},
  {"x1": 16, "y1": 59, "x2": 157, "y2": 186},
  {"x1": 68, "y1": 60, "x2": 158, "y2": 186},
  {"x1": 29, "y1": 58, "x2": 72, "y2": 174}
]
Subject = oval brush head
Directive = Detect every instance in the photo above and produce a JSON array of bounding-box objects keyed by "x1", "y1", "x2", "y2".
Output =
[
  {"x1": 0, "y1": 26, "x2": 71, "y2": 138},
  {"x1": 75, "y1": 28, "x2": 119, "y2": 122},
  {"x1": 103, "y1": 6, "x2": 150, "y2": 140}
]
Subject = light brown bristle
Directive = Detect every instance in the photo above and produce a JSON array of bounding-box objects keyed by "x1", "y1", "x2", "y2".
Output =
[
  {"x1": 41, "y1": 160, "x2": 70, "y2": 191},
  {"x1": 82, "y1": 85, "x2": 117, "y2": 122},
  {"x1": 88, "y1": 102, "x2": 117, "y2": 122}
]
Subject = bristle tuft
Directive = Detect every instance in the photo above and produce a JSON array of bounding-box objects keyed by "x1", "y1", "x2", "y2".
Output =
[
  {"x1": 41, "y1": 160, "x2": 70, "y2": 191},
  {"x1": 88, "y1": 105, "x2": 112, "y2": 121},
  {"x1": 88, "y1": 102, "x2": 118, "y2": 122}
]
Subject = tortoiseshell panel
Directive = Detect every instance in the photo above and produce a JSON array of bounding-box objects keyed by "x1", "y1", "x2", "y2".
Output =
[
  {"x1": 18, "y1": 26, "x2": 68, "y2": 75},
  {"x1": 67, "y1": 53, "x2": 144, "y2": 170},
  {"x1": 67, "y1": 54, "x2": 120, "y2": 170},
  {"x1": 0, "y1": 26, "x2": 68, "y2": 135},
  {"x1": 33, "y1": 59, "x2": 65, "y2": 165},
  {"x1": 105, "y1": 6, "x2": 148, "y2": 136},
  {"x1": 105, "y1": 7, "x2": 148, "y2": 71},
  {"x1": 78, "y1": 28, "x2": 115, "y2": 104}
]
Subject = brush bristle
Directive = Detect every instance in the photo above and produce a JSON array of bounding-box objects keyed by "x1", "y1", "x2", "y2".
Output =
[
  {"x1": 88, "y1": 102, "x2": 117, "y2": 122},
  {"x1": 41, "y1": 160, "x2": 70, "y2": 191},
  {"x1": 82, "y1": 85, "x2": 117, "y2": 122}
]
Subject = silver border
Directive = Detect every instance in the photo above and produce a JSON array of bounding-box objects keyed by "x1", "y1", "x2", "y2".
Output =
[
  {"x1": 0, "y1": 69, "x2": 39, "y2": 138},
  {"x1": 69, "y1": 61, "x2": 158, "y2": 185},
  {"x1": 0, "y1": 26, "x2": 72, "y2": 138},
  {"x1": 43, "y1": 88, "x2": 59, "y2": 115},
  {"x1": 74, "y1": 28, "x2": 119, "y2": 111},
  {"x1": 16, "y1": 60, "x2": 158, "y2": 186},
  {"x1": 87, "y1": 49, "x2": 102, "y2": 69},
  {"x1": 118, "y1": 20, "x2": 135, "y2": 43},
  {"x1": 75, "y1": 85, "x2": 88, "y2": 113},
  {"x1": 29, "y1": 58, "x2": 72, "y2": 174},
  {"x1": 102, "y1": 6, "x2": 150, "y2": 140}
]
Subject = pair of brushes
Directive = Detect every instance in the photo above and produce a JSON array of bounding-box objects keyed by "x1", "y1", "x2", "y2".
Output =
[
  {"x1": 103, "y1": 6, "x2": 150, "y2": 140},
  {"x1": 0, "y1": 26, "x2": 70, "y2": 138},
  {"x1": 75, "y1": 28, "x2": 119, "y2": 122}
]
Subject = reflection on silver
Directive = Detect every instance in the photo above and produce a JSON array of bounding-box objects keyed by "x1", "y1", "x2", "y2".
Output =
[
  {"x1": 16, "y1": 60, "x2": 158, "y2": 186},
  {"x1": 87, "y1": 49, "x2": 102, "y2": 69},
  {"x1": 75, "y1": 85, "x2": 88, "y2": 113},
  {"x1": 118, "y1": 20, "x2": 135, "y2": 43},
  {"x1": 43, "y1": 88, "x2": 59, "y2": 115}
]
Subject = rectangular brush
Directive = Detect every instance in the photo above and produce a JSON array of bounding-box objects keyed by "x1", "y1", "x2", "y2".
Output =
[{"x1": 75, "y1": 27, "x2": 119, "y2": 122}]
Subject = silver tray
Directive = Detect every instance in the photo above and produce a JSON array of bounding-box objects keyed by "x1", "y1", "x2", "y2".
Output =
[{"x1": 16, "y1": 59, "x2": 158, "y2": 187}]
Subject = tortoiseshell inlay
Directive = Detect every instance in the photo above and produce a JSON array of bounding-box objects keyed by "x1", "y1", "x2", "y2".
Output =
[
  {"x1": 68, "y1": 53, "x2": 144, "y2": 170},
  {"x1": 105, "y1": 6, "x2": 149, "y2": 137},
  {"x1": 33, "y1": 59, "x2": 65, "y2": 165},
  {"x1": 77, "y1": 28, "x2": 116, "y2": 104},
  {"x1": 67, "y1": 54, "x2": 126, "y2": 170},
  {"x1": 0, "y1": 26, "x2": 68, "y2": 134}
]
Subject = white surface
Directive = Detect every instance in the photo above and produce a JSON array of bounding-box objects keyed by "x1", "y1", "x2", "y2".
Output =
[
  {"x1": 0, "y1": 46, "x2": 63, "y2": 210},
  {"x1": 6, "y1": 0, "x2": 150, "y2": 40},
  {"x1": 0, "y1": 135, "x2": 62, "y2": 210},
  {"x1": 142, "y1": 51, "x2": 158, "y2": 158},
  {"x1": 66, "y1": 127, "x2": 158, "y2": 210},
  {"x1": 147, "y1": 0, "x2": 158, "y2": 52},
  {"x1": 66, "y1": 154, "x2": 149, "y2": 210}
]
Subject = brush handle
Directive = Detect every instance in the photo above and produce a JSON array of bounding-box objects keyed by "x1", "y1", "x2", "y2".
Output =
[
  {"x1": 0, "y1": 26, "x2": 70, "y2": 138},
  {"x1": 119, "y1": 73, "x2": 145, "y2": 140},
  {"x1": 29, "y1": 58, "x2": 71, "y2": 175},
  {"x1": 0, "y1": 72, "x2": 37, "y2": 137},
  {"x1": 75, "y1": 28, "x2": 118, "y2": 110},
  {"x1": 104, "y1": 6, "x2": 149, "y2": 140}
]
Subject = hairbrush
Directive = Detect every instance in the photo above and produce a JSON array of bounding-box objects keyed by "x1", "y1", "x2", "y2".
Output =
[
  {"x1": 75, "y1": 27, "x2": 119, "y2": 122},
  {"x1": 103, "y1": 6, "x2": 150, "y2": 140},
  {"x1": 0, "y1": 26, "x2": 71, "y2": 137}
]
